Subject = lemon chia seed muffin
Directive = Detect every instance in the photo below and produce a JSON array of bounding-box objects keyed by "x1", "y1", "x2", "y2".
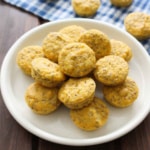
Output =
[
  {"x1": 110, "y1": 39, "x2": 132, "y2": 61},
  {"x1": 58, "y1": 42, "x2": 96, "y2": 77},
  {"x1": 58, "y1": 77, "x2": 96, "y2": 109},
  {"x1": 124, "y1": 12, "x2": 150, "y2": 40},
  {"x1": 25, "y1": 82, "x2": 61, "y2": 115},
  {"x1": 31, "y1": 57, "x2": 66, "y2": 88},
  {"x1": 94, "y1": 55, "x2": 129, "y2": 86},
  {"x1": 78, "y1": 29, "x2": 111, "y2": 59},
  {"x1": 70, "y1": 97, "x2": 109, "y2": 131},
  {"x1": 72, "y1": 0, "x2": 100, "y2": 17},
  {"x1": 59, "y1": 25, "x2": 86, "y2": 42},
  {"x1": 110, "y1": 0, "x2": 133, "y2": 7},
  {"x1": 103, "y1": 77, "x2": 139, "y2": 107},
  {"x1": 42, "y1": 32, "x2": 72, "y2": 62},
  {"x1": 16, "y1": 45, "x2": 44, "y2": 76}
]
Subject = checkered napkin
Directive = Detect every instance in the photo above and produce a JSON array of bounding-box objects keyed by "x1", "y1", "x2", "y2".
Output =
[{"x1": 4, "y1": 0, "x2": 150, "y2": 54}]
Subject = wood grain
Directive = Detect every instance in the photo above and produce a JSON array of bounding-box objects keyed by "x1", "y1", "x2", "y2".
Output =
[
  {"x1": 0, "y1": 1, "x2": 150, "y2": 150},
  {"x1": 0, "y1": 1, "x2": 39, "y2": 150}
]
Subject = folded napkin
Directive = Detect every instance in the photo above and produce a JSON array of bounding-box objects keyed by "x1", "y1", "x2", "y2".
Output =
[{"x1": 4, "y1": 0, "x2": 150, "y2": 53}]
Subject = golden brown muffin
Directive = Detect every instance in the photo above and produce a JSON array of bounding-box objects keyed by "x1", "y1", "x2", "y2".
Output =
[
  {"x1": 70, "y1": 97, "x2": 109, "y2": 131},
  {"x1": 94, "y1": 55, "x2": 129, "y2": 86},
  {"x1": 58, "y1": 42, "x2": 96, "y2": 77},
  {"x1": 124, "y1": 12, "x2": 150, "y2": 40},
  {"x1": 110, "y1": 39, "x2": 132, "y2": 61},
  {"x1": 16, "y1": 45, "x2": 44, "y2": 76},
  {"x1": 59, "y1": 25, "x2": 86, "y2": 42},
  {"x1": 110, "y1": 0, "x2": 133, "y2": 7},
  {"x1": 58, "y1": 77, "x2": 96, "y2": 109},
  {"x1": 78, "y1": 29, "x2": 111, "y2": 59},
  {"x1": 25, "y1": 82, "x2": 61, "y2": 115},
  {"x1": 72, "y1": 0, "x2": 100, "y2": 17},
  {"x1": 103, "y1": 77, "x2": 139, "y2": 107},
  {"x1": 31, "y1": 57, "x2": 66, "y2": 88},
  {"x1": 42, "y1": 32, "x2": 72, "y2": 62}
]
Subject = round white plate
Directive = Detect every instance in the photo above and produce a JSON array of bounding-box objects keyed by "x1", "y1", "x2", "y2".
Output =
[{"x1": 1, "y1": 19, "x2": 150, "y2": 146}]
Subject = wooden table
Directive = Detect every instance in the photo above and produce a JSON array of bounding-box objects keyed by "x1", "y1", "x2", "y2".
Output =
[{"x1": 0, "y1": 1, "x2": 150, "y2": 149}]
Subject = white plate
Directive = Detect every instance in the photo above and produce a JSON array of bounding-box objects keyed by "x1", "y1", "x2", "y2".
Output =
[{"x1": 1, "y1": 19, "x2": 150, "y2": 146}]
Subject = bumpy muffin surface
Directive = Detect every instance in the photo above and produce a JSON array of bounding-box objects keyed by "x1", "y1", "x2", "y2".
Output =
[
  {"x1": 78, "y1": 29, "x2": 111, "y2": 59},
  {"x1": 59, "y1": 25, "x2": 86, "y2": 42},
  {"x1": 25, "y1": 82, "x2": 61, "y2": 115},
  {"x1": 16, "y1": 45, "x2": 44, "y2": 76},
  {"x1": 110, "y1": 39, "x2": 132, "y2": 61},
  {"x1": 58, "y1": 42, "x2": 96, "y2": 77},
  {"x1": 103, "y1": 77, "x2": 139, "y2": 107},
  {"x1": 58, "y1": 77, "x2": 96, "y2": 109},
  {"x1": 70, "y1": 97, "x2": 109, "y2": 131},
  {"x1": 31, "y1": 57, "x2": 66, "y2": 88},
  {"x1": 94, "y1": 55, "x2": 129, "y2": 86},
  {"x1": 72, "y1": 0, "x2": 100, "y2": 17},
  {"x1": 42, "y1": 32, "x2": 72, "y2": 62},
  {"x1": 124, "y1": 12, "x2": 150, "y2": 40}
]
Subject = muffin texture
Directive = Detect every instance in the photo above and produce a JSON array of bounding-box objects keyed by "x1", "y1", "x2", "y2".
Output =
[
  {"x1": 78, "y1": 29, "x2": 111, "y2": 59},
  {"x1": 25, "y1": 82, "x2": 61, "y2": 115},
  {"x1": 103, "y1": 77, "x2": 139, "y2": 107},
  {"x1": 124, "y1": 12, "x2": 150, "y2": 40},
  {"x1": 70, "y1": 97, "x2": 109, "y2": 131},
  {"x1": 59, "y1": 25, "x2": 86, "y2": 42},
  {"x1": 94, "y1": 55, "x2": 129, "y2": 86},
  {"x1": 31, "y1": 57, "x2": 66, "y2": 88},
  {"x1": 42, "y1": 32, "x2": 72, "y2": 62},
  {"x1": 110, "y1": 39, "x2": 132, "y2": 61},
  {"x1": 58, "y1": 77, "x2": 96, "y2": 109},
  {"x1": 16, "y1": 45, "x2": 44, "y2": 76},
  {"x1": 72, "y1": 0, "x2": 100, "y2": 17},
  {"x1": 58, "y1": 42, "x2": 96, "y2": 77}
]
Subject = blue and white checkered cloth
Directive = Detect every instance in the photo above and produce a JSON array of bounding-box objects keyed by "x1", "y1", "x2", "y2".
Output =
[{"x1": 4, "y1": 0, "x2": 150, "y2": 54}]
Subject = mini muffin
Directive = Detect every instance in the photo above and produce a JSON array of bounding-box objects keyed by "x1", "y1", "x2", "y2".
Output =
[
  {"x1": 31, "y1": 57, "x2": 66, "y2": 88},
  {"x1": 25, "y1": 82, "x2": 61, "y2": 115},
  {"x1": 103, "y1": 77, "x2": 139, "y2": 108},
  {"x1": 59, "y1": 25, "x2": 86, "y2": 42},
  {"x1": 94, "y1": 55, "x2": 129, "y2": 86},
  {"x1": 110, "y1": 0, "x2": 132, "y2": 7},
  {"x1": 110, "y1": 39, "x2": 132, "y2": 61},
  {"x1": 124, "y1": 12, "x2": 150, "y2": 40},
  {"x1": 58, "y1": 42, "x2": 96, "y2": 77},
  {"x1": 70, "y1": 97, "x2": 109, "y2": 131},
  {"x1": 42, "y1": 32, "x2": 72, "y2": 62},
  {"x1": 72, "y1": 0, "x2": 100, "y2": 17},
  {"x1": 58, "y1": 77, "x2": 96, "y2": 109},
  {"x1": 78, "y1": 29, "x2": 111, "y2": 59},
  {"x1": 16, "y1": 45, "x2": 44, "y2": 76}
]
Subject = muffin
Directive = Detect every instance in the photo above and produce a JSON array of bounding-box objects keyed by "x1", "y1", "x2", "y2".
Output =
[
  {"x1": 58, "y1": 77, "x2": 96, "y2": 109},
  {"x1": 78, "y1": 29, "x2": 111, "y2": 59},
  {"x1": 42, "y1": 32, "x2": 72, "y2": 62},
  {"x1": 94, "y1": 55, "x2": 129, "y2": 86},
  {"x1": 59, "y1": 25, "x2": 86, "y2": 42},
  {"x1": 110, "y1": 39, "x2": 132, "y2": 61},
  {"x1": 103, "y1": 77, "x2": 139, "y2": 107},
  {"x1": 58, "y1": 42, "x2": 96, "y2": 77},
  {"x1": 70, "y1": 97, "x2": 109, "y2": 131},
  {"x1": 31, "y1": 57, "x2": 66, "y2": 88},
  {"x1": 25, "y1": 82, "x2": 61, "y2": 115},
  {"x1": 72, "y1": 0, "x2": 100, "y2": 17},
  {"x1": 124, "y1": 12, "x2": 150, "y2": 40},
  {"x1": 16, "y1": 45, "x2": 44, "y2": 76}
]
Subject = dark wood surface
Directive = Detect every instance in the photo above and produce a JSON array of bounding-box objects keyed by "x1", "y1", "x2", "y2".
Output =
[{"x1": 0, "y1": 1, "x2": 150, "y2": 149}]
